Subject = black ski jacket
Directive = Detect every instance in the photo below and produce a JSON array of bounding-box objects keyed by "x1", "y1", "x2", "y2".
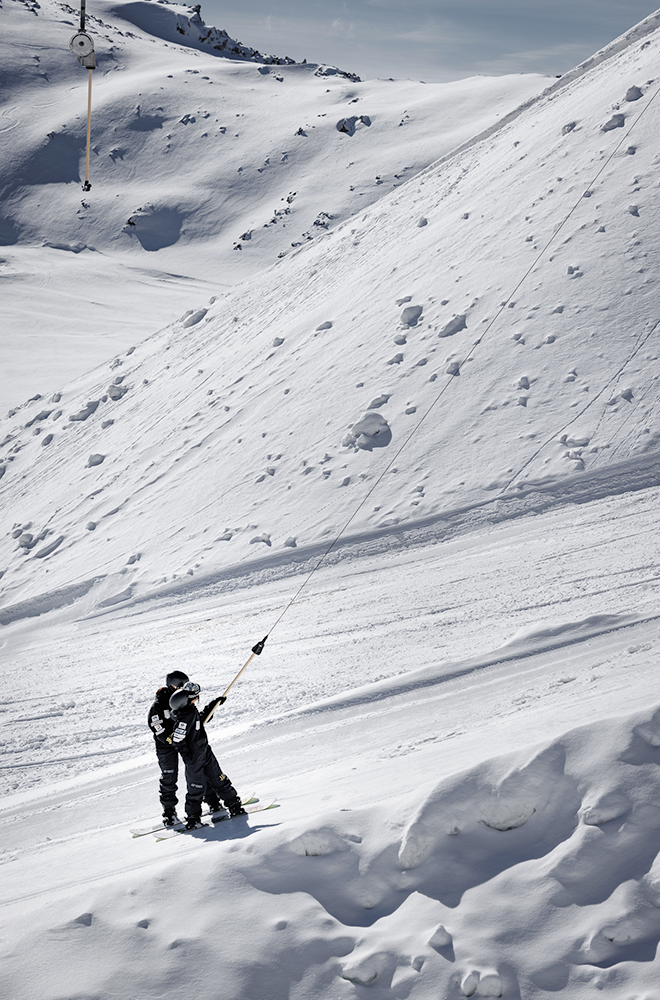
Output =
[
  {"x1": 170, "y1": 697, "x2": 223, "y2": 756},
  {"x1": 148, "y1": 686, "x2": 176, "y2": 747}
]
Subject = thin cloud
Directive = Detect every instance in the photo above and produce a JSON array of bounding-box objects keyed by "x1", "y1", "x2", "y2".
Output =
[
  {"x1": 395, "y1": 26, "x2": 471, "y2": 46},
  {"x1": 330, "y1": 18, "x2": 357, "y2": 39},
  {"x1": 474, "y1": 41, "x2": 595, "y2": 74}
]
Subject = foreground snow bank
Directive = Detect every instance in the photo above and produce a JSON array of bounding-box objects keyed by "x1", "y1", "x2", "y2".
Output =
[{"x1": 4, "y1": 703, "x2": 660, "y2": 998}]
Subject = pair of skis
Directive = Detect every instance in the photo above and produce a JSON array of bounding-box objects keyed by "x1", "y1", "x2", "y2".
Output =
[{"x1": 130, "y1": 796, "x2": 279, "y2": 841}]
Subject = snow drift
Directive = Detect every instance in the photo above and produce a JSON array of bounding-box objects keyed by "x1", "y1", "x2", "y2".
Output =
[{"x1": 4, "y1": 704, "x2": 660, "y2": 998}]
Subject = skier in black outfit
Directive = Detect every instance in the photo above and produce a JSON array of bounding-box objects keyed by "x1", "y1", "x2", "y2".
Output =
[
  {"x1": 170, "y1": 680, "x2": 246, "y2": 829},
  {"x1": 148, "y1": 670, "x2": 222, "y2": 826}
]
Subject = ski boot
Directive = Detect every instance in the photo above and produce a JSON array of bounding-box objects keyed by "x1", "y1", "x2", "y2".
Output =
[
  {"x1": 227, "y1": 798, "x2": 247, "y2": 818},
  {"x1": 185, "y1": 815, "x2": 205, "y2": 831},
  {"x1": 163, "y1": 810, "x2": 180, "y2": 828}
]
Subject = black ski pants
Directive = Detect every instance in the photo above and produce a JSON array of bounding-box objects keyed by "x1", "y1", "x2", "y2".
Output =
[
  {"x1": 155, "y1": 741, "x2": 179, "y2": 813},
  {"x1": 180, "y1": 744, "x2": 240, "y2": 820}
]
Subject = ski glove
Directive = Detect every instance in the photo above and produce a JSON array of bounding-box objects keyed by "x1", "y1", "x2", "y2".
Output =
[{"x1": 200, "y1": 695, "x2": 226, "y2": 724}]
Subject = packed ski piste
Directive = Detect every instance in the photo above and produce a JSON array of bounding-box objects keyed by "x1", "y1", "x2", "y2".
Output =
[{"x1": 3, "y1": 0, "x2": 660, "y2": 997}]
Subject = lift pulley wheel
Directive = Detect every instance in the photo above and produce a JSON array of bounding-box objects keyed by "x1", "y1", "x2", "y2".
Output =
[{"x1": 70, "y1": 31, "x2": 96, "y2": 67}]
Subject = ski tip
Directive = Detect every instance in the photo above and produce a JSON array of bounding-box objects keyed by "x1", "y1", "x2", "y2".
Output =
[{"x1": 249, "y1": 800, "x2": 279, "y2": 812}]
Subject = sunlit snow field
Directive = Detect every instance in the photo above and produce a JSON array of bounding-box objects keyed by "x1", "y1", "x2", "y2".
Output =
[{"x1": 2, "y1": 1, "x2": 660, "y2": 998}]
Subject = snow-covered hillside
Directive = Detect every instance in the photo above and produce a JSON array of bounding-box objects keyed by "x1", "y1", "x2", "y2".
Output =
[
  {"x1": 1, "y1": 2, "x2": 659, "y2": 621},
  {"x1": 0, "y1": 0, "x2": 550, "y2": 411},
  {"x1": 2, "y1": 3, "x2": 660, "y2": 999}
]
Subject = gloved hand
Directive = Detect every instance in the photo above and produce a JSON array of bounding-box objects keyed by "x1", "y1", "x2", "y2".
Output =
[{"x1": 200, "y1": 695, "x2": 227, "y2": 724}]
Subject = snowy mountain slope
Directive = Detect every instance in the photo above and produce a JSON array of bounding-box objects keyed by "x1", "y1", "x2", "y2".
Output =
[
  {"x1": 0, "y1": 0, "x2": 550, "y2": 411},
  {"x1": 1, "y1": 5, "x2": 659, "y2": 624},
  {"x1": 2, "y1": 10, "x2": 660, "y2": 1000}
]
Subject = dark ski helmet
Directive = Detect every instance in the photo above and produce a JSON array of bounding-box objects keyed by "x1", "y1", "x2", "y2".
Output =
[
  {"x1": 169, "y1": 681, "x2": 201, "y2": 711},
  {"x1": 166, "y1": 670, "x2": 189, "y2": 689}
]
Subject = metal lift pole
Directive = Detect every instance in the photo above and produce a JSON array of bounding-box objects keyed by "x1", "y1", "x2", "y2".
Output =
[{"x1": 69, "y1": 0, "x2": 95, "y2": 191}]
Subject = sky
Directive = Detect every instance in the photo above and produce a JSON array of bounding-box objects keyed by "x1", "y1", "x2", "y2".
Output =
[{"x1": 201, "y1": 0, "x2": 659, "y2": 81}]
